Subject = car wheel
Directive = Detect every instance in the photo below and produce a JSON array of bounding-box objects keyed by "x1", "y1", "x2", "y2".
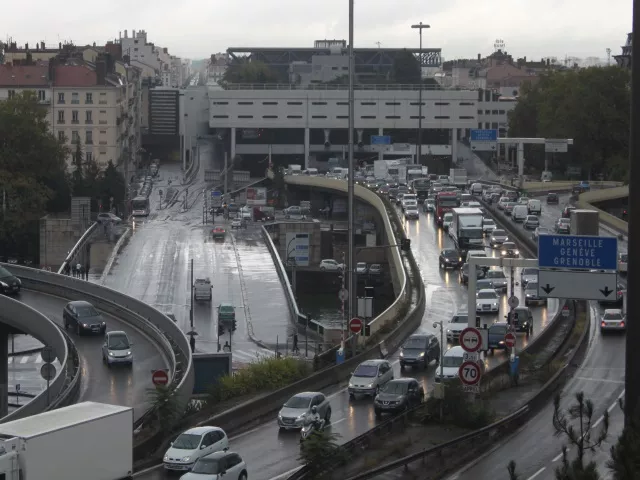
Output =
[
  {"x1": 400, "y1": 363, "x2": 405, "y2": 370},
  {"x1": 239, "y1": 474, "x2": 247, "y2": 480},
  {"x1": 349, "y1": 393, "x2": 355, "y2": 400},
  {"x1": 375, "y1": 409, "x2": 382, "y2": 419},
  {"x1": 320, "y1": 266, "x2": 326, "y2": 271}
]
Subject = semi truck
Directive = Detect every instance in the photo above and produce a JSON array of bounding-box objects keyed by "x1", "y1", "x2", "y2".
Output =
[
  {"x1": 449, "y1": 207, "x2": 485, "y2": 251},
  {"x1": 0, "y1": 402, "x2": 133, "y2": 480},
  {"x1": 449, "y1": 168, "x2": 468, "y2": 189},
  {"x1": 411, "y1": 177, "x2": 431, "y2": 203}
]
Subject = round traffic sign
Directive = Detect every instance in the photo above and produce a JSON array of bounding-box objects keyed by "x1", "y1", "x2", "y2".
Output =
[
  {"x1": 40, "y1": 363, "x2": 56, "y2": 381},
  {"x1": 508, "y1": 295, "x2": 519, "y2": 309},
  {"x1": 458, "y1": 361, "x2": 482, "y2": 386},
  {"x1": 152, "y1": 370, "x2": 169, "y2": 386},
  {"x1": 459, "y1": 327, "x2": 482, "y2": 353},
  {"x1": 504, "y1": 332, "x2": 517, "y2": 348},
  {"x1": 41, "y1": 345, "x2": 57, "y2": 363},
  {"x1": 338, "y1": 288, "x2": 349, "y2": 302},
  {"x1": 561, "y1": 305, "x2": 570, "y2": 317},
  {"x1": 349, "y1": 317, "x2": 363, "y2": 334}
]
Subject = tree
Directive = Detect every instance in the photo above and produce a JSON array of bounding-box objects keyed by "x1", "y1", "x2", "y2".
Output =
[
  {"x1": 392, "y1": 49, "x2": 421, "y2": 84},
  {"x1": 298, "y1": 430, "x2": 347, "y2": 477},
  {"x1": 222, "y1": 61, "x2": 282, "y2": 84},
  {"x1": 146, "y1": 384, "x2": 182, "y2": 434},
  {"x1": 552, "y1": 392, "x2": 609, "y2": 478},
  {"x1": 607, "y1": 400, "x2": 640, "y2": 479},
  {"x1": 507, "y1": 67, "x2": 630, "y2": 180},
  {"x1": 99, "y1": 160, "x2": 125, "y2": 213},
  {"x1": 71, "y1": 140, "x2": 85, "y2": 196}
]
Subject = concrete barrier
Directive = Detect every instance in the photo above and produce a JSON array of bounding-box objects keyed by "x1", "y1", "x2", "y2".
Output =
[
  {"x1": 58, "y1": 222, "x2": 99, "y2": 274},
  {"x1": 577, "y1": 186, "x2": 629, "y2": 235},
  {"x1": 0, "y1": 295, "x2": 72, "y2": 422},
  {"x1": 100, "y1": 228, "x2": 132, "y2": 284}
]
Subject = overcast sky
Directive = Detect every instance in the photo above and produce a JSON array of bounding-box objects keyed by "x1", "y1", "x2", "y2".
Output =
[{"x1": 3, "y1": 0, "x2": 632, "y2": 61}]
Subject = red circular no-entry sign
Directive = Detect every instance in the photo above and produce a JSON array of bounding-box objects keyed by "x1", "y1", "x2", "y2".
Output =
[
  {"x1": 349, "y1": 317, "x2": 363, "y2": 334},
  {"x1": 504, "y1": 332, "x2": 517, "y2": 349},
  {"x1": 152, "y1": 369, "x2": 169, "y2": 386}
]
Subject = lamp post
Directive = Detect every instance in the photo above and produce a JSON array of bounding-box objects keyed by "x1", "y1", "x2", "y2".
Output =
[
  {"x1": 433, "y1": 320, "x2": 445, "y2": 420},
  {"x1": 411, "y1": 22, "x2": 430, "y2": 165},
  {"x1": 347, "y1": 0, "x2": 356, "y2": 328}
]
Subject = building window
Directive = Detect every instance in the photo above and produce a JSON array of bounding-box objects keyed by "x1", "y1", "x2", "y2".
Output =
[
  {"x1": 212, "y1": 115, "x2": 228, "y2": 118},
  {"x1": 434, "y1": 116, "x2": 450, "y2": 119},
  {"x1": 86, "y1": 93, "x2": 93, "y2": 104},
  {"x1": 311, "y1": 102, "x2": 327, "y2": 105},
  {"x1": 8, "y1": 90, "x2": 16, "y2": 99},
  {"x1": 491, "y1": 122, "x2": 499, "y2": 129},
  {"x1": 71, "y1": 93, "x2": 79, "y2": 104},
  {"x1": 58, "y1": 92, "x2": 65, "y2": 104},
  {"x1": 492, "y1": 110, "x2": 499, "y2": 115},
  {"x1": 361, "y1": 102, "x2": 376, "y2": 106},
  {"x1": 460, "y1": 102, "x2": 475, "y2": 106},
  {"x1": 71, "y1": 131, "x2": 79, "y2": 143},
  {"x1": 72, "y1": 111, "x2": 79, "y2": 124},
  {"x1": 499, "y1": 110, "x2": 506, "y2": 115},
  {"x1": 238, "y1": 115, "x2": 253, "y2": 119},
  {"x1": 435, "y1": 102, "x2": 450, "y2": 106},
  {"x1": 287, "y1": 115, "x2": 302, "y2": 119},
  {"x1": 485, "y1": 110, "x2": 490, "y2": 114},
  {"x1": 213, "y1": 101, "x2": 228, "y2": 105},
  {"x1": 385, "y1": 116, "x2": 401, "y2": 119},
  {"x1": 237, "y1": 101, "x2": 253, "y2": 105},
  {"x1": 287, "y1": 102, "x2": 303, "y2": 105},
  {"x1": 361, "y1": 115, "x2": 376, "y2": 119},
  {"x1": 337, "y1": 102, "x2": 348, "y2": 106},
  {"x1": 312, "y1": 115, "x2": 327, "y2": 119},
  {"x1": 57, "y1": 111, "x2": 65, "y2": 123},
  {"x1": 478, "y1": 110, "x2": 483, "y2": 115},
  {"x1": 38, "y1": 90, "x2": 46, "y2": 101},
  {"x1": 58, "y1": 131, "x2": 65, "y2": 142},
  {"x1": 99, "y1": 92, "x2": 107, "y2": 105},
  {"x1": 459, "y1": 116, "x2": 474, "y2": 120},
  {"x1": 86, "y1": 111, "x2": 93, "y2": 123},
  {"x1": 410, "y1": 116, "x2": 425, "y2": 119},
  {"x1": 385, "y1": 102, "x2": 400, "y2": 106},
  {"x1": 263, "y1": 115, "x2": 278, "y2": 118},
  {"x1": 262, "y1": 102, "x2": 278, "y2": 105},
  {"x1": 410, "y1": 102, "x2": 425, "y2": 106},
  {"x1": 86, "y1": 131, "x2": 93, "y2": 144},
  {"x1": 337, "y1": 115, "x2": 348, "y2": 119},
  {"x1": 86, "y1": 151, "x2": 93, "y2": 163}
]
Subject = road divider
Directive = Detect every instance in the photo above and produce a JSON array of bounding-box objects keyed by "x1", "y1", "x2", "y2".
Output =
[
  {"x1": 100, "y1": 227, "x2": 132, "y2": 284},
  {"x1": 576, "y1": 186, "x2": 629, "y2": 235}
]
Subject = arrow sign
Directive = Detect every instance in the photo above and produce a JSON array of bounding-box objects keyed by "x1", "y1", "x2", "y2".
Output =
[
  {"x1": 599, "y1": 286, "x2": 613, "y2": 297},
  {"x1": 541, "y1": 284, "x2": 555, "y2": 295},
  {"x1": 537, "y1": 270, "x2": 618, "y2": 301}
]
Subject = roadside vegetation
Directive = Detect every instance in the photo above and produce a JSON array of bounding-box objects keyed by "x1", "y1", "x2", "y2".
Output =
[{"x1": 422, "y1": 382, "x2": 495, "y2": 429}]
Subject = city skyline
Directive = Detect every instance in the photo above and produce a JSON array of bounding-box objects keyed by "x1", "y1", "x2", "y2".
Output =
[{"x1": 2, "y1": 0, "x2": 632, "y2": 61}]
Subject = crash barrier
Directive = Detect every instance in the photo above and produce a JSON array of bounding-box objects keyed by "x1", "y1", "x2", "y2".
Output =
[
  {"x1": 0, "y1": 295, "x2": 73, "y2": 422},
  {"x1": 0, "y1": 265, "x2": 195, "y2": 452},
  {"x1": 339, "y1": 301, "x2": 590, "y2": 480},
  {"x1": 99, "y1": 228, "x2": 132, "y2": 284},
  {"x1": 577, "y1": 186, "x2": 629, "y2": 235},
  {"x1": 57, "y1": 222, "x2": 99, "y2": 274},
  {"x1": 283, "y1": 175, "x2": 408, "y2": 337},
  {"x1": 47, "y1": 326, "x2": 82, "y2": 411}
]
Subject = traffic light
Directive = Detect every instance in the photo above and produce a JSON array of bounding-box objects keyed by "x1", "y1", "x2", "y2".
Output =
[
  {"x1": 400, "y1": 238, "x2": 411, "y2": 251},
  {"x1": 232, "y1": 319, "x2": 237, "y2": 332},
  {"x1": 218, "y1": 324, "x2": 225, "y2": 336}
]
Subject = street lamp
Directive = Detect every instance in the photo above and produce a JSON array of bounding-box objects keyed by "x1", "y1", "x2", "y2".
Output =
[
  {"x1": 432, "y1": 320, "x2": 445, "y2": 420},
  {"x1": 411, "y1": 22, "x2": 430, "y2": 165}
]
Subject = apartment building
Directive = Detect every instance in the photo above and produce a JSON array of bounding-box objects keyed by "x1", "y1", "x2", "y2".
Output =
[
  {"x1": 207, "y1": 53, "x2": 228, "y2": 85},
  {"x1": 0, "y1": 54, "x2": 141, "y2": 171}
]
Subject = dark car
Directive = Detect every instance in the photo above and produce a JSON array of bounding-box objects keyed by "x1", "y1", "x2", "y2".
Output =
[
  {"x1": 562, "y1": 206, "x2": 576, "y2": 219},
  {"x1": 63, "y1": 300, "x2": 106, "y2": 335},
  {"x1": 400, "y1": 334, "x2": 440, "y2": 370},
  {"x1": 488, "y1": 322, "x2": 510, "y2": 354},
  {"x1": 507, "y1": 306, "x2": 534, "y2": 333},
  {"x1": 546, "y1": 192, "x2": 559, "y2": 205},
  {"x1": 459, "y1": 263, "x2": 488, "y2": 285},
  {"x1": 439, "y1": 249, "x2": 462, "y2": 269},
  {"x1": 374, "y1": 378, "x2": 424, "y2": 418},
  {"x1": 0, "y1": 266, "x2": 21, "y2": 295},
  {"x1": 524, "y1": 282, "x2": 546, "y2": 306},
  {"x1": 599, "y1": 283, "x2": 625, "y2": 305}
]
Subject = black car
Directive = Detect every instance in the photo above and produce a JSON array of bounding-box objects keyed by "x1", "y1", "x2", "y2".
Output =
[
  {"x1": 439, "y1": 249, "x2": 462, "y2": 269},
  {"x1": 374, "y1": 378, "x2": 424, "y2": 418},
  {"x1": 400, "y1": 334, "x2": 440, "y2": 370},
  {"x1": 459, "y1": 263, "x2": 488, "y2": 284},
  {"x1": 488, "y1": 322, "x2": 510, "y2": 354},
  {"x1": 63, "y1": 300, "x2": 106, "y2": 335},
  {"x1": 0, "y1": 266, "x2": 21, "y2": 295},
  {"x1": 500, "y1": 242, "x2": 519, "y2": 258},
  {"x1": 507, "y1": 306, "x2": 534, "y2": 333},
  {"x1": 546, "y1": 192, "x2": 559, "y2": 204}
]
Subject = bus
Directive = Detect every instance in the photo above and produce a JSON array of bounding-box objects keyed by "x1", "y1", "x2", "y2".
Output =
[
  {"x1": 435, "y1": 191, "x2": 460, "y2": 226},
  {"x1": 131, "y1": 196, "x2": 150, "y2": 216}
]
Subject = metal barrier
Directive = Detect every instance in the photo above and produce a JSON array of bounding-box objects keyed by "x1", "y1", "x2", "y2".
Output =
[
  {"x1": 58, "y1": 222, "x2": 99, "y2": 274},
  {"x1": 0, "y1": 296, "x2": 73, "y2": 422}
]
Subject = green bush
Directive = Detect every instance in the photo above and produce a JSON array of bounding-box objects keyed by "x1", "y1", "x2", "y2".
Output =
[
  {"x1": 208, "y1": 356, "x2": 311, "y2": 403},
  {"x1": 422, "y1": 382, "x2": 495, "y2": 430}
]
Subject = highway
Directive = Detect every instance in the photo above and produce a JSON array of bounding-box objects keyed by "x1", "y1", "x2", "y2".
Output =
[
  {"x1": 135, "y1": 196, "x2": 556, "y2": 480},
  {"x1": 17, "y1": 290, "x2": 169, "y2": 421},
  {"x1": 102, "y1": 141, "x2": 287, "y2": 363},
  {"x1": 448, "y1": 193, "x2": 627, "y2": 480}
]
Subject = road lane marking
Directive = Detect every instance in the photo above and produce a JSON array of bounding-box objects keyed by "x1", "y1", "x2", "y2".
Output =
[
  {"x1": 268, "y1": 466, "x2": 303, "y2": 480},
  {"x1": 574, "y1": 376, "x2": 624, "y2": 384},
  {"x1": 553, "y1": 453, "x2": 563, "y2": 462},
  {"x1": 527, "y1": 467, "x2": 546, "y2": 479}
]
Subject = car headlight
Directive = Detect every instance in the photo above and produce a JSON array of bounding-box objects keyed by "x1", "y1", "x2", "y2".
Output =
[
  {"x1": 16, "y1": 278, "x2": 21, "y2": 285},
  {"x1": 515, "y1": 250, "x2": 519, "y2": 255},
  {"x1": 447, "y1": 329, "x2": 452, "y2": 333},
  {"x1": 501, "y1": 251, "x2": 506, "y2": 255},
  {"x1": 348, "y1": 383, "x2": 354, "y2": 388},
  {"x1": 0, "y1": 281, "x2": 7, "y2": 288},
  {"x1": 499, "y1": 340, "x2": 505, "y2": 345},
  {"x1": 366, "y1": 383, "x2": 373, "y2": 388},
  {"x1": 297, "y1": 413, "x2": 306, "y2": 420},
  {"x1": 418, "y1": 352, "x2": 425, "y2": 357},
  {"x1": 181, "y1": 456, "x2": 191, "y2": 462},
  {"x1": 163, "y1": 455, "x2": 169, "y2": 461},
  {"x1": 83, "y1": 323, "x2": 88, "y2": 327},
  {"x1": 127, "y1": 351, "x2": 132, "y2": 355},
  {"x1": 109, "y1": 352, "x2": 114, "y2": 356},
  {"x1": 400, "y1": 351, "x2": 404, "y2": 357},
  {"x1": 493, "y1": 303, "x2": 498, "y2": 307}
]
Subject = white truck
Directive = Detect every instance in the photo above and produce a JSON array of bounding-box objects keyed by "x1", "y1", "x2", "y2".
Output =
[
  {"x1": 194, "y1": 278, "x2": 213, "y2": 301},
  {"x1": 406, "y1": 167, "x2": 424, "y2": 184},
  {"x1": 373, "y1": 160, "x2": 406, "y2": 183},
  {"x1": 449, "y1": 207, "x2": 484, "y2": 252},
  {"x1": 449, "y1": 168, "x2": 468, "y2": 189},
  {"x1": 0, "y1": 402, "x2": 133, "y2": 480}
]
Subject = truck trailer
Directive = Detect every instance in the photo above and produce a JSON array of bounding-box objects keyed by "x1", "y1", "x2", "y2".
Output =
[
  {"x1": 449, "y1": 168, "x2": 468, "y2": 189},
  {"x1": 0, "y1": 402, "x2": 133, "y2": 480},
  {"x1": 450, "y1": 207, "x2": 484, "y2": 252}
]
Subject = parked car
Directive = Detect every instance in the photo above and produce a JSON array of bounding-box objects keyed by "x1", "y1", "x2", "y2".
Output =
[
  {"x1": 546, "y1": 192, "x2": 559, "y2": 204},
  {"x1": 532, "y1": 227, "x2": 550, "y2": 242},
  {"x1": 439, "y1": 249, "x2": 463, "y2": 269},
  {"x1": 277, "y1": 391, "x2": 331, "y2": 429},
  {"x1": 368, "y1": 264, "x2": 383, "y2": 276},
  {"x1": 476, "y1": 289, "x2": 500, "y2": 313},
  {"x1": 181, "y1": 451, "x2": 248, "y2": 480},
  {"x1": 63, "y1": 300, "x2": 106, "y2": 335},
  {"x1": 524, "y1": 282, "x2": 546, "y2": 306},
  {"x1": 355, "y1": 262, "x2": 368, "y2": 274},
  {"x1": 500, "y1": 241, "x2": 519, "y2": 258},
  {"x1": 348, "y1": 359, "x2": 394, "y2": 398},
  {"x1": 555, "y1": 218, "x2": 571, "y2": 234},
  {"x1": 374, "y1": 378, "x2": 424, "y2": 418},
  {"x1": 523, "y1": 215, "x2": 540, "y2": 230},
  {"x1": 163, "y1": 427, "x2": 229, "y2": 472},
  {"x1": 0, "y1": 265, "x2": 21, "y2": 295},
  {"x1": 102, "y1": 330, "x2": 133, "y2": 367},
  {"x1": 487, "y1": 322, "x2": 510, "y2": 354},
  {"x1": 600, "y1": 309, "x2": 626, "y2": 333},
  {"x1": 399, "y1": 334, "x2": 440, "y2": 370},
  {"x1": 489, "y1": 229, "x2": 509, "y2": 247},
  {"x1": 320, "y1": 259, "x2": 344, "y2": 271}
]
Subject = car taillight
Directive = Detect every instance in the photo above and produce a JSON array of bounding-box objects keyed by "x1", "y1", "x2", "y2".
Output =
[
  {"x1": 601, "y1": 321, "x2": 606, "y2": 327},
  {"x1": 618, "y1": 291, "x2": 622, "y2": 296},
  {"x1": 620, "y1": 321, "x2": 625, "y2": 327}
]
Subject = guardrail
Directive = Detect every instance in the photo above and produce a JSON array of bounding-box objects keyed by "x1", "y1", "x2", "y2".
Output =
[
  {"x1": 0, "y1": 295, "x2": 73, "y2": 422},
  {"x1": 0, "y1": 264, "x2": 195, "y2": 456},
  {"x1": 221, "y1": 83, "x2": 463, "y2": 92},
  {"x1": 58, "y1": 222, "x2": 99, "y2": 274}
]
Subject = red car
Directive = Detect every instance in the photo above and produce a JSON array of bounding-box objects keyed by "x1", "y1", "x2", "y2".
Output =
[{"x1": 212, "y1": 227, "x2": 226, "y2": 239}]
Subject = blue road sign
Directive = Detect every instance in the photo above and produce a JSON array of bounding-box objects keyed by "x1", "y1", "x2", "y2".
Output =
[
  {"x1": 538, "y1": 234, "x2": 618, "y2": 270},
  {"x1": 211, "y1": 190, "x2": 222, "y2": 198},
  {"x1": 470, "y1": 129, "x2": 498, "y2": 142},
  {"x1": 371, "y1": 135, "x2": 391, "y2": 145}
]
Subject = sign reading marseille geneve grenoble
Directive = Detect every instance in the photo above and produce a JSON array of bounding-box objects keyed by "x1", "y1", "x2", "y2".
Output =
[{"x1": 538, "y1": 234, "x2": 618, "y2": 270}]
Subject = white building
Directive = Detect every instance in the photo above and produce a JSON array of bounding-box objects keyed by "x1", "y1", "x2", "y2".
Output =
[
  {"x1": 207, "y1": 53, "x2": 228, "y2": 85},
  {"x1": 120, "y1": 30, "x2": 162, "y2": 73},
  {"x1": 208, "y1": 84, "x2": 479, "y2": 166}
]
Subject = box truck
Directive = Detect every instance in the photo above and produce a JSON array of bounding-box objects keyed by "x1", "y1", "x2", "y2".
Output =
[
  {"x1": 449, "y1": 168, "x2": 468, "y2": 189},
  {"x1": 450, "y1": 207, "x2": 484, "y2": 251},
  {"x1": 0, "y1": 402, "x2": 133, "y2": 480}
]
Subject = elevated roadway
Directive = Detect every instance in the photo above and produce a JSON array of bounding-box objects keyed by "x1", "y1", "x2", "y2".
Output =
[{"x1": 134, "y1": 190, "x2": 556, "y2": 480}]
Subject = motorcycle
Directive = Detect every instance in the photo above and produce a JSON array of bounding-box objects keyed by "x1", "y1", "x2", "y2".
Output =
[{"x1": 300, "y1": 419, "x2": 326, "y2": 443}]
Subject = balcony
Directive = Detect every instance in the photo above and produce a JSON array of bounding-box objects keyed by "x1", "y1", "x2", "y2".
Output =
[
  {"x1": 71, "y1": 120, "x2": 79, "y2": 124},
  {"x1": 38, "y1": 98, "x2": 51, "y2": 105},
  {"x1": 86, "y1": 119, "x2": 93, "y2": 124}
]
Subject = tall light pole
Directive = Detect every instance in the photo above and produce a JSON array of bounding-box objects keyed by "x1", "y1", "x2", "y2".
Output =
[
  {"x1": 347, "y1": 0, "x2": 355, "y2": 342},
  {"x1": 411, "y1": 22, "x2": 430, "y2": 165}
]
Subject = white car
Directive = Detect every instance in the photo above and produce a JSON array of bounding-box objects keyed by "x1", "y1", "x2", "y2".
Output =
[
  {"x1": 239, "y1": 206, "x2": 252, "y2": 220},
  {"x1": 476, "y1": 289, "x2": 500, "y2": 313},
  {"x1": 618, "y1": 253, "x2": 628, "y2": 274},
  {"x1": 600, "y1": 309, "x2": 626, "y2": 333},
  {"x1": 520, "y1": 267, "x2": 538, "y2": 287},
  {"x1": 180, "y1": 450, "x2": 248, "y2": 480},
  {"x1": 320, "y1": 259, "x2": 344, "y2": 271},
  {"x1": 163, "y1": 427, "x2": 229, "y2": 472},
  {"x1": 482, "y1": 218, "x2": 496, "y2": 234},
  {"x1": 404, "y1": 207, "x2": 420, "y2": 219},
  {"x1": 102, "y1": 331, "x2": 132, "y2": 366},
  {"x1": 230, "y1": 218, "x2": 243, "y2": 229},
  {"x1": 356, "y1": 262, "x2": 368, "y2": 274},
  {"x1": 97, "y1": 212, "x2": 122, "y2": 223},
  {"x1": 447, "y1": 313, "x2": 473, "y2": 342},
  {"x1": 442, "y1": 213, "x2": 454, "y2": 231}
]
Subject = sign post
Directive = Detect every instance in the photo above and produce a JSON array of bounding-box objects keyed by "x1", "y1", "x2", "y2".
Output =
[
  {"x1": 504, "y1": 332, "x2": 517, "y2": 349},
  {"x1": 544, "y1": 139, "x2": 569, "y2": 153},
  {"x1": 458, "y1": 361, "x2": 482, "y2": 393},
  {"x1": 152, "y1": 369, "x2": 169, "y2": 387},
  {"x1": 469, "y1": 129, "x2": 498, "y2": 152},
  {"x1": 40, "y1": 345, "x2": 57, "y2": 407}
]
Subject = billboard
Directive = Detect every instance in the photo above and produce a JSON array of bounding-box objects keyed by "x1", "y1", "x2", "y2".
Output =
[
  {"x1": 192, "y1": 353, "x2": 232, "y2": 395},
  {"x1": 246, "y1": 187, "x2": 267, "y2": 206}
]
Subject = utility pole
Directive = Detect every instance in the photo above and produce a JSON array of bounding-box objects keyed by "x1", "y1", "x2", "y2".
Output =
[
  {"x1": 347, "y1": 0, "x2": 355, "y2": 335},
  {"x1": 223, "y1": 152, "x2": 229, "y2": 200},
  {"x1": 411, "y1": 22, "x2": 430, "y2": 165},
  {"x1": 189, "y1": 258, "x2": 194, "y2": 331}
]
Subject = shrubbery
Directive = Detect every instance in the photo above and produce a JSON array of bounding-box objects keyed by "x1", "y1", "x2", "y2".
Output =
[
  {"x1": 422, "y1": 382, "x2": 495, "y2": 429},
  {"x1": 208, "y1": 356, "x2": 311, "y2": 402}
]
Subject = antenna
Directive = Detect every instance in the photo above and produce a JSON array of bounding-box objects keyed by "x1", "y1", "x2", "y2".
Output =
[
  {"x1": 494, "y1": 39, "x2": 505, "y2": 52},
  {"x1": 375, "y1": 41, "x2": 382, "y2": 49},
  {"x1": 606, "y1": 48, "x2": 611, "y2": 66}
]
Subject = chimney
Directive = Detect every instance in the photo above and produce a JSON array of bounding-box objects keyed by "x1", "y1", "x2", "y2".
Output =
[
  {"x1": 477, "y1": 53, "x2": 481, "y2": 61},
  {"x1": 25, "y1": 42, "x2": 29, "y2": 50},
  {"x1": 546, "y1": 58, "x2": 550, "y2": 66},
  {"x1": 96, "y1": 59, "x2": 107, "y2": 85},
  {"x1": 163, "y1": 47, "x2": 168, "y2": 54},
  {"x1": 124, "y1": 30, "x2": 128, "y2": 38},
  {"x1": 35, "y1": 43, "x2": 39, "y2": 52},
  {"x1": 26, "y1": 52, "x2": 33, "y2": 64},
  {"x1": 119, "y1": 31, "x2": 122, "y2": 40},
  {"x1": 523, "y1": 56, "x2": 526, "y2": 63},
  {"x1": 59, "y1": 42, "x2": 62, "y2": 50},
  {"x1": 133, "y1": 30, "x2": 136, "y2": 38},
  {"x1": 48, "y1": 58, "x2": 56, "y2": 83}
]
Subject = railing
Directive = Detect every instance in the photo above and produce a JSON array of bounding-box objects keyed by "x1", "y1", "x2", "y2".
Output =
[
  {"x1": 220, "y1": 83, "x2": 466, "y2": 92},
  {"x1": 57, "y1": 222, "x2": 99, "y2": 274}
]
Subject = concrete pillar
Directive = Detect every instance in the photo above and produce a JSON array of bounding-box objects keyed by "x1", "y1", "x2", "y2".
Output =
[
  {"x1": 0, "y1": 326, "x2": 8, "y2": 418},
  {"x1": 451, "y1": 128, "x2": 458, "y2": 164},
  {"x1": 230, "y1": 127, "x2": 236, "y2": 162},
  {"x1": 378, "y1": 127, "x2": 384, "y2": 160},
  {"x1": 304, "y1": 128, "x2": 310, "y2": 169}
]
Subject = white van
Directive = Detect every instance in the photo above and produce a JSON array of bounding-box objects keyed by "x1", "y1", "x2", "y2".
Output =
[
  {"x1": 527, "y1": 199, "x2": 542, "y2": 215},
  {"x1": 470, "y1": 183, "x2": 484, "y2": 196},
  {"x1": 512, "y1": 204, "x2": 528, "y2": 222},
  {"x1": 435, "y1": 346, "x2": 465, "y2": 382},
  {"x1": 305, "y1": 168, "x2": 319, "y2": 176},
  {"x1": 193, "y1": 278, "x2": 212, "y2": 301},
  {"x1": 466, "y1": 250, "x2": 487, "y2": 263},
  {"x1": 332, "y1": 167, "x2": 348, "y2": 179}
]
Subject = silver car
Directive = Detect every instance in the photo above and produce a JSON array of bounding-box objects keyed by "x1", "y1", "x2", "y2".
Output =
[
  {"x1": 102, "y1": 331, "x2": 133, "y2": 366},
  {"x1": 356, "y1": 262, "x2": 368, "y2": 274},
  {"x1": 485, "y1": 269, "x2": 508, "y2": 292},
  {"x1": 348, "y1": 359, "x2": 394, "y2": 398},
  {"x1": 520, "y1": 268, "x2": 538, "y2": 287},
  {"x1": 490, "y1": 229, "x2": 509, "y2": 247},
  {"x1": 600, "y1": 309, "x2": 626, "y2": 333},
  {"x1": 277, "y1": 392, "x2": 331, "y2": 430}
]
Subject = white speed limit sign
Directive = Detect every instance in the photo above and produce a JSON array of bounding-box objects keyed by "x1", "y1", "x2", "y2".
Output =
[{"x1": 458, "y1": 361, "x2": 482, "y2": 386}]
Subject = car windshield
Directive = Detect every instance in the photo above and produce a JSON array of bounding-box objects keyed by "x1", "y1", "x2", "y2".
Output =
[
  {"x1": 353, "y1": 364, "x2": 379, "y2": 377},
  {"x1": 0, "y1": 266, "x2": 12, "y2": 278},
  {"x1": 478, "y1": 291, "x2": 497, "y2": 299},
  {"x1": 492, "y1": 230, "x2": 506, "y2": 237},
  {"x1": 604, "y1": 312, "x2": 623, "y2": 320},
  {"x1": 370, "y1": 264, "x2": 381, "y2": 271},
  {"x1": 503, "y1": 243, "x2": 516, "y2": 249},
  {"x1": 526, "y1": 283, "x2": 539, "y2": 291},
  {"x1": 172, "y1": 433, "x2": 201, "y2": 450},
  {"x1": 219, "y1": 305, "x2": 234, "y2": 313},
  {"x1": 357, "y1": 263, "x2": 367, "y2": 268},
  {"x1": 452, "y1": 316, "x2": 467, "y2": 324},
  {"x1": 191, "y1": 458, "x2": 222, "y2": 474},
  {"x1": 443, "y1": 214, "x2": 453, "y2": 221},
  {"x1": 404, "y1": 337, "x2": 426, "y2": 349},
  {"x1": 523, "y1": 268, "x2": 538, "y2": 276},
  {"x1": 76, "y1": 306, "x2": 99, "y2": 317},
  {"x1": 442, "y1": 355, "x2": 464, "y2": 368},
  {"x1": 559, "y1": 219, "x2": 570, "y2": 224},
  {"x1": 527, "y1": 217, "x2": 539, "y2": 222},
  {"x1": 484, "y1": 219, "x2": 495, "y2": 226},
  {"x1": 486, "y1": 270, "x2": 505, "y2": 279},
  {"x1": 442, "y1": 250, "x2": 458, "y2": 258},
  {"x1": 490, "y1": 325, "x2": 508, "y2": 335},
  {"x1": 620, "y1": 254, "x2": 628, "y2": 262},
  {"x1": 381, "y1": 381, "x2": 409, "y2": 395},
  {"x1": 108, "y1": 334, "x2": 130, "y2": 350},
  {"x1": 284, "y1": 395, "x2": 311, "y2": 409},
  {"x1": 538, "y1": 228, "x2": 549, "y2": 234},
  {"x1": 548, "y1": 194, "x2": 557, "y2": 199}
]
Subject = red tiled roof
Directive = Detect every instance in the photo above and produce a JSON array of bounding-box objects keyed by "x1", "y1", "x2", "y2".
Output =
[
  {"x1": 53, "y1": 65, "x2": 97, "y2": 87},
  {"x1": 0, "y1": 65, "x2": 49, "y2": 87}
]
